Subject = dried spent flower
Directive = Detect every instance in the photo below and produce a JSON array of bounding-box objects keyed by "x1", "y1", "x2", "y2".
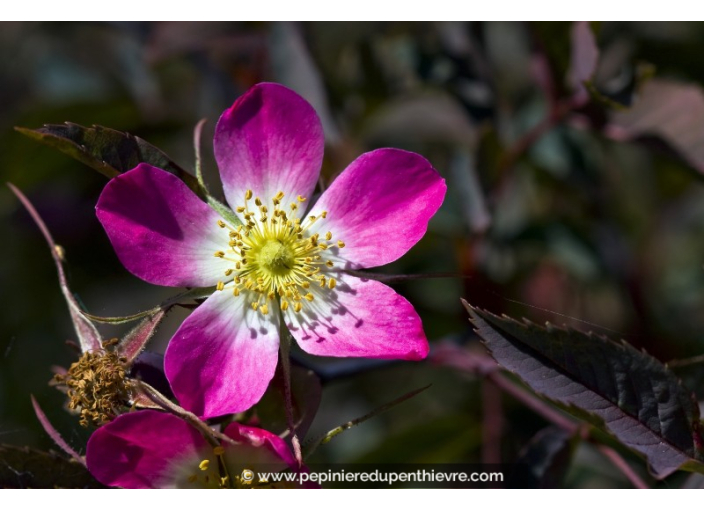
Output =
[{"x1": 54, "y1": 339, "x2": 134, "y2": 427}]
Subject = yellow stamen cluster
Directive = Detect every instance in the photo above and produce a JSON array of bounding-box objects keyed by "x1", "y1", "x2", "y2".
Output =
[
  {"x1": 214, "y1": 190, "x2": 344, "y2": 315},
  {"x1": 54, "y1": 339, "x2": 133, "y2": 427},
  {"x1": 184, "y1": 446, "x2": 254, "y2": 489}
]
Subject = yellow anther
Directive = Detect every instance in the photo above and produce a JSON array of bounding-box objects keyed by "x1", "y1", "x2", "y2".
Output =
[
  {"x1": 220, "y1": 476, "x2": 229, "y2": 487},
  {"x1": 274, "y1": 191, "x2": 285, "y2": 201},
  {"x1": 267, "y1": 291, "x2": 276, "y2": 300},
  {"x1": 216, "y1": 281, "x2": 225, "y2": 291},
  {"x1": 326, "y1": 260, "x2": 334, "y2": 268},
  {"x1": 297, "y1": 195, "x2": 306, "y2": 202},
  {"x1": 321, "y1": 211, "x2": 328, "y2": 218},
  {"x1": 213, "y1": 446, "x2": 225, "y2": 456},
  {"x1": 305, "y1": 293, "x2": 314, "y2": 302},
  {"x1": 281, "y1": 300, "x2": 289, "y2": 311},
  {"x1": 199, "y1": 459, "x2": 210, "y2": 471},
  {"x1": 319, "y1": 276, "x2": 327, "y2": 287},
  {"x1": 225, "y1": 269, "x2": 233, "y2": 276},
  {"x1": 257, "y1": 277, "x2": 264, "y2": 284},
  {"x1": 255, "y1": 198, "x2": 262, "y2": 206},
  {"x1": 260, "y1": 304, "x2": 269, "y2": 315},
  {"x1": 236, "y1": 206, "x2": 245, "y2": 213},
  {"x1": 245, "y1": 190, "x2": 253, "y2": 200},
  {"x1": 337, "y1": 241, "x2": 346, "y2": 248},
  {"x1": 233, "y1": 287, "x2": 240, "y2": 297},
  {"x1": 301, "y1": 281, "x2": 310, "y2": 289},
  {"x1": 325, "y1": 232, "x2": 332, "y2": 240},
  {"x1": 214, "y1": 251, "x2": 225, "y2": 258},
  {"x1": 328, "y1": 278, "x2": 337, "y2": 289},
  {"x1": 294, "y1": 302, "x2": 303, "y2": 313},
  {"x1": 217, "y1": 220, "x2": 226, "y2": 228},
  {"x1": 252, "y1": 302, "x2": 259, "y2": 311},
  {"x1": 260, "y1": 205, "x2": 268, "y2": 213}
]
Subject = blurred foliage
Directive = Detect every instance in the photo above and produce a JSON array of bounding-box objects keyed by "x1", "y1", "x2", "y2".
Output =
[{"x1": 5, "y1": 21, "x2": 704, "y2": 488}]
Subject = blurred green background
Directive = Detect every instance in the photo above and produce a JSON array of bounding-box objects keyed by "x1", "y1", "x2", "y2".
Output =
[{"x1": 4, "y1": 21, "x2": 704, "y2": 488}]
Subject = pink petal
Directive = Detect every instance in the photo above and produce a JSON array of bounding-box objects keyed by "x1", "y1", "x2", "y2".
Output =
[
  {"x1": 165, "y1": 288, "x2": 280, "y2": 418},
  {"x1": 214, "y1": 83, "x2": 324, "y2": 211},
  {"x1": 223, "y1": 423, "x2": 297, "y2": 471},
  {"x1": 86, "y1": 410, "x2": 208, "y2": 489},
  {"x1": 96, "y1": 164, "x2": 232, "y2": 287},
  {"x1": 284, "y1": 273, "x2": 429, "y2": 360},
  {"x1": 309, "y1": 148, "x2": 446, "y2": 269}
]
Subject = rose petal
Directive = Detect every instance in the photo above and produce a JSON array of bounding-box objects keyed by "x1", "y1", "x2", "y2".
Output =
[
  {"x1": 165, "y1": 288, "x2": 280, "y2": 418},
  {"x1": 86, "y1": 410, "x2": 208, "y2": 489},
  {"x1": 214, "y1": 82, "x2": 325, "y2": 213},
  {"x1": 223, "y1": 423, "x2": 297, "y2": 472},
  {"x1": 284, "y1": 272, "x2": 429, "y2": 360},
  {"x1": 96, "y1": 164, "x2": 232, "y2": 287},
  {"x1": 308, "y1": 148, "x2": 446, "y2": 269}
]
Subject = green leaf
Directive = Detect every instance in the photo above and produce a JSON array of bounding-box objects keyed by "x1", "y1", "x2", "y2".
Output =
[
  {"x1": 0, "y1": 445, "x2": 104, "y2": 488},
  {"x1": 508, "y1": 426, "x2": 575, "y2": 488},
  {"x1": 15, "y1": 122, "x2": 200, "y2": 194},
  {"x1": 463, "y1": 301, "x2": 704, "y2": 479}
]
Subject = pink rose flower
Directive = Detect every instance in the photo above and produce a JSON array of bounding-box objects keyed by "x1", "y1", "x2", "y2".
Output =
[
  {"x1": 96, "y1": 83, "x2": 446, "y2": 418},
  {"x1": 86, "y1": 410, "x2": 298, "y2": 488}
]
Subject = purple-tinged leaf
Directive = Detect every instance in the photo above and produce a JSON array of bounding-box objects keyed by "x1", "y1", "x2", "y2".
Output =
[
  {"x1": 14, "y1": 123, "x2": 200, "y2": 194},
  {"x1": 568, "y1": 21, "x2": 599, "y2": 101},
  {"x1": 607, "y1": 79, "x2": 704, "y2": 175},
  {"x1": 464, "y1": 300, "x2": 704, "y2": 479},
  {"x1": 363, "y1": 92, "x2": 476, "y2": 146},
  {"x1": 31, "y1": 395, "x2": 84, "y2": 465},
  {"x1": 508, "y1": 426, "x2": 575, "y2": 488},
  {"x1": 9, "y1": 184, "x2": 101, "y2": 353}
]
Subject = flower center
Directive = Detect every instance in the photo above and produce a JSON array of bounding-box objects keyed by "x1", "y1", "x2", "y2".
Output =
[
  {"x1": 258, "y1": 239, "x2": 294, "y2": 275},
  {"x1": 214, "y1": 190, "x2": 345, "y2": 315}
]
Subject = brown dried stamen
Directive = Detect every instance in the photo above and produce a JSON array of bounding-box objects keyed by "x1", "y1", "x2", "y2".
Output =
[{"x1": 54, "y1": 339, "x2": 134, "y2": 427}]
